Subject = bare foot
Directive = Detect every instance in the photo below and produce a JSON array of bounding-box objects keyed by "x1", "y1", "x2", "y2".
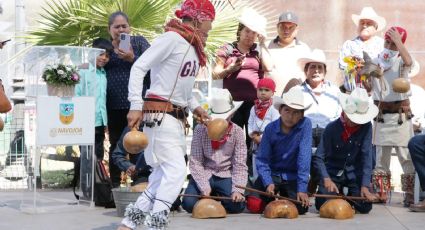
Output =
[{"x1": 117, "y1": 225, "x2": 132, "y2": 230}]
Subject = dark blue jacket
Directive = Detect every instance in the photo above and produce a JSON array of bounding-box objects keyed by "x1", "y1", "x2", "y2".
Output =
[{"x1": 313, "y1": 118, "x2": 373, "y2": 187}]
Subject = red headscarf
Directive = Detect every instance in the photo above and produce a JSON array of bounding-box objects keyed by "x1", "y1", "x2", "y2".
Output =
[
  {"x1": 385, "y1": 26, "x2": 407, "y2": 44},
  {"x1": 175, "y1": 0, "x2": 216, "y2": 21}
]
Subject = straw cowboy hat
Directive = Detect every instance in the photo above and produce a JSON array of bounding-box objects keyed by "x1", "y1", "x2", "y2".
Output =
[
  {"x1": 352, "y1": 7, "x2": 386, "y2": 32},
  {"x1": 338, "y1": 87, "x2": 378, "y2": 124},
  {"x1": 209, "y1": 88, "x2": 243, "y2": 120},
  {"x1": 238, "y1": 8, "x2": 268, "y2": 37},
  {"x1": 297, "y1": 49, "x2": 327, "y2": 70},
  {"x1": 273, "y1": 85, "x2": 313, "y2": 111}
]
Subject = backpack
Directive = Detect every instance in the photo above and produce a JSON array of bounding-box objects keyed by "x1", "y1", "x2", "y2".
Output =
[{"x1": 72, "y1": 159, "x2": 115, "y2": 208}]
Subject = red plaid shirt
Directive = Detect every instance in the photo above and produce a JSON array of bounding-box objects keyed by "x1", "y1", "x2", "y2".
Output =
[{"x1": 189, "y1": 124, "x2": 248, "y2": 194}]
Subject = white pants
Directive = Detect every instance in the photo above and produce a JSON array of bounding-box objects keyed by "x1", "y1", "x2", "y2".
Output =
[
  {"x1": 122, "y1": 114, "x2": 187, "y2": 229},
  {"x1": 375, "y1": 145, "x2": 415, "y2": 174}
]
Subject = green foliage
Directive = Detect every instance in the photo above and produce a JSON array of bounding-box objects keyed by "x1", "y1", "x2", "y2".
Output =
[
  {"x1": 42, "y1": 169, "x2": 74, "y2": 188},
  {"x1": 29, "y1": 0, "x2": 274, "y2": 63}
]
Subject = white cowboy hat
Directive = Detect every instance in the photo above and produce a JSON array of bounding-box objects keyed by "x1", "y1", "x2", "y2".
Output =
[
  {"x1": 209, "y1": 88, "x2": 243, "y2": 120},
  {"x1": 338, "y1": 87, "x2": 378, "y2": 125},
  {"x1": 352, "y1": 7, "x2": 386, "y2": 32},
  {"x1": 297, "y1": 49, "x2": 327, "y2": 70},
  {"x1": 408, "y1": 59, "x2": 420, "y2": 78},
  {"x1": 238, "y1": 8, "x2": 267, "y2": 37},
  {"x1": 273, "y1": 85, "x2": 312, "y2": 111}
]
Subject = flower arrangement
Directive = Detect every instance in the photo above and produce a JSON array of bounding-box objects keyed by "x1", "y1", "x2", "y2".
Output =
[
  {"x1": 42, "y1": 64, "x2": 80, "y2": 86},
  {"x1": 343, "y1": 56, "x2": 366, "y2": 83}
]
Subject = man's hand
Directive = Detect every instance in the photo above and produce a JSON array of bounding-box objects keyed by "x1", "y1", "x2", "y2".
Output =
[
  {"x1": 361, "y1": 186, "x2": 379, "y2": 202},
  {"x1": 297, "y1": 192, "x2": 310, "y2": 207},
  {"x1": 266, "y1": 184, "x2": 275, "y2": 195},
  {"x1": 193, "y1": 106, "x2": 210, "y2": 124},
  {"x1": 201, "y1": 188, "x2": 211, "y2": 197},
  {"x1": 126, "y1": 165, "x2": 136, "y2": 177},
  {"x1": 323, "y1": 178, "x2": 339, "y2": 193},
  {"x1": 231, "y1": 192, "x2": 245, "y2": 202},
  {"x1": 127, "y1": 110, "x2": 143, "y2": 129}
]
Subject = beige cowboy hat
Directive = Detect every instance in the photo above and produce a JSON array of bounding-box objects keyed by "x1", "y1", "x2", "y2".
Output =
[
  {"x1": 352, "y1": 7, "x2": 386, "y2": 32},
  {"x1": 238, "y1": 8, "x2": 268, "y2": 37},
  {"x1": 297, "y1": 49, "x2": 327, "y2": 70},
  {"x1": 338, "y1": 87, "x2": 378, "y2": 124},
  {"x1": 273, "y1": 85, "x2": 313, "y2": 111},
  {"x1": 209, "y1": 88, "x2": 243, "y2": 120}
]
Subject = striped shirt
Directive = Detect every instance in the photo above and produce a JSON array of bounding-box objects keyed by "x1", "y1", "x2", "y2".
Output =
[{"x1": 189, "y1": 123, "x2": 248, "y2": 194}]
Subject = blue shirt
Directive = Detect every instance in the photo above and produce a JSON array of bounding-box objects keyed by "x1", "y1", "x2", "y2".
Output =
[
  {"x1": 313, "y1": 118, "x2": 373, "y2": 187},
  {"x1": 256, "y1": 117, "x2": 312, "y2": 192},
  {"x1": 75, "y1": 65, "x2": 107, "y2": 127},
  {"x1": 105, "y1": 36, "x2": 150, "y2": 110}
]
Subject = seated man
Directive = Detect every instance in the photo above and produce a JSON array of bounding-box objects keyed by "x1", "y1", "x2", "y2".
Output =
[
  {"x1": 313, "y1": 88, "x2": 379, "y2": 214},
  {"x1": 111, "y1": 127, "x2": 182, "y2": 211},
  {"x1": 247, "y1": 86, "x2": 313, "y2": 214},
  {"x1": 182, "y1": 89, "x2": 247, "y2": 214},
  {"x1": 111, "y1": 126, "x2": 151, "y2": 185},
  {"x1": 408, "y1": 134, "x2": 425, "y2": 212}
]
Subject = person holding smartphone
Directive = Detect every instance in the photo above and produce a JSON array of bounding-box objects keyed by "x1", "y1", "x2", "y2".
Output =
[
  {"x1": 104, "y1": 11, "x2": 151, "y2": 188},
  {"x1": 212, "y1": 8, "x2": 273, "y2": 179}
]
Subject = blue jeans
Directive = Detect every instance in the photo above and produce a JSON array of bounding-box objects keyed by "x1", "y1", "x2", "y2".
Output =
[
  {"x1": 408, "y1": 134, "x2": 425, "y2": 190},
  {"x1": 315, "y1": 175, "x2": 372, "y2": 214},
  {"x1": 182, "y1": 176, "x2": 245, "y2": 213},
  {"x1": 251, "y1": 176, "x2": 309, "y2": 214}
]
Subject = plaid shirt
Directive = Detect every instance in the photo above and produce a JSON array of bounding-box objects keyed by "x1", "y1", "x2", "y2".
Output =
[{"x1": 189, "y1": 123, "x2": 248, "y2": 194}]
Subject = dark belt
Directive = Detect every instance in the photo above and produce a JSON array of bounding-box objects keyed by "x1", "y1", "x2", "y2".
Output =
[
  {"x1": 374, "y1": 100, "x2": 410, "y2": 114},
  {"x1": 143, "y1": 98, "x2": 188, "y2": 120}
]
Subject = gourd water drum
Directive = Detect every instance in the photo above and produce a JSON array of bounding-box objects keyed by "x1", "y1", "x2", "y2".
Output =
[
  {"x1": 192, "y1": 198, "x2": 227, "y2": 219},
  {"x1": 263, "y1": 200, "x2": 298, "y2": 219},
  {"x1": 123, "y1": 128, "x2": 148, "y2": 154},
  {"x1": 319, "y1": 199, "x2": 355, "y2": 220},
  {"x1": 207, "y1": 118, "x2": 229, "y2": 141},
  {"x1": 392, "y1": 78, "x2": 410, "y2": 93}
]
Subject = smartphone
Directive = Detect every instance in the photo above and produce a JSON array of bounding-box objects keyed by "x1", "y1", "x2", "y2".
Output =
[
  {"x1": 119, "y1": 33, "x2": 131, "y2": 52},
  {"x1": 0, "y1": 39, "x2": 11, "y2": 45}
]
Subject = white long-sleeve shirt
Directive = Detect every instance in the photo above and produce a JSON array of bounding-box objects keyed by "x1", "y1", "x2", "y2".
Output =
[
  {"x1": 128, "y1": 31, "x2": 200, "y2": 111},
  {"x1": 302, "y1": 82, "x2": 342, "y2": 129},
  {"x1": 247, "y1": 105, "x2": 280, "y2": 136}
]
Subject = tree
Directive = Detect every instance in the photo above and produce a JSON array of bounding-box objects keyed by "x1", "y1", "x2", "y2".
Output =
[{"x1": 29, "y1": 0, "x2": 274, "y2": 63}]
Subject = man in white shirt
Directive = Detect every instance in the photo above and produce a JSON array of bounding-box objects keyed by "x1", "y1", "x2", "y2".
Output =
[
  {"x1": 120, "y1": 1, "x2": 215, "y2": 229},
  {"x1": 267, "y1": 11, "x2": 310, "y2": 97}
]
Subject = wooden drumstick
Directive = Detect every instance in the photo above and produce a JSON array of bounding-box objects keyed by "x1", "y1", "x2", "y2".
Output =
[
  {"x1": 179, "y1": 194, "x2": 234, "y2": 201},
  {"x1": 236, "y1": 185, "x2": 302, "y2": 205}
]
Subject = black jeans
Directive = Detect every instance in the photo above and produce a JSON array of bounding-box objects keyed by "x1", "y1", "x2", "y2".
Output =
[
  {"x1": 315, "y1": 175, "x2": 372, "y2": 214},
  {"x1": 94, "y1": 126, "x2": 106, "y2": 160},
  {"x1": 107, "y1": 109, "x2": 129, "y2": 187},
  {"x1": 251, "y1": 176, "x2": 309, "y2": 214}
]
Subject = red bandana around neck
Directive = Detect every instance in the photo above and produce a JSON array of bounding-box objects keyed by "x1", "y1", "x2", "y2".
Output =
[
  {"x1": 165, "y1": 19, "x2": 207, "y2": 66},
  {"x1": 254, "y1": 99, "x2": 272, "y2": 120},
  {"x1": 340, "y1": 113, "x2": 361, "y2": 143},
  {"x1": 210, "y1": 122, "x2": 233, "y2": 150}
]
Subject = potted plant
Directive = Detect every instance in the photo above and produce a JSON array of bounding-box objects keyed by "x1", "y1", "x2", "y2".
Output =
[{"x1": 42, "y1": 63, "x2": 80, "y2": 97}]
